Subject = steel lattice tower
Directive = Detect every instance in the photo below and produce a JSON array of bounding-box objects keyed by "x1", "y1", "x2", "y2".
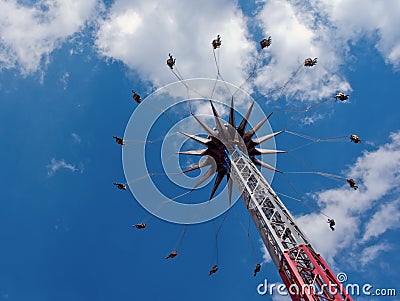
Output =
[
  {"x1": 230, "y1": 148, "x2": 352, "y2": 301},
  {"x1": 182, "y1": 100, "x2": 354, "y2": 301}
]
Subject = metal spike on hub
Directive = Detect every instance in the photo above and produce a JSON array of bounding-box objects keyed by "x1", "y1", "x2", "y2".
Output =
[{"x1": 180, "y1": 100, "x2": 283, "y2": 199}]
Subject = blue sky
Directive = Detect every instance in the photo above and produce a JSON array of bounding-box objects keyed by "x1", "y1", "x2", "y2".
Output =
[{"x1": 0, "y1": 0, "x2": 399, "y2": 300}]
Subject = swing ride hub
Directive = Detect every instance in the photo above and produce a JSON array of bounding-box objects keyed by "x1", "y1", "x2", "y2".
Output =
[
  {"x1": 183, "y1": 100, "x2": 353, "y2": 301},
  {"x1": 181, "y1": 99, "x2": 284, "y2": 202}
]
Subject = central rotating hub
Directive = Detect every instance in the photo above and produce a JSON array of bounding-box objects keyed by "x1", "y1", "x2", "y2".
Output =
[{"x1": 179, "y1": 99, "x2": 285, "y2": 201}]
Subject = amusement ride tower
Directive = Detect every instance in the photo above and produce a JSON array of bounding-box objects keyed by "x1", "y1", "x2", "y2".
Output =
[
  {"x1": 122, "y1": 34, "x2": 355, "y2": 301},
  {"x1": 180, "y1": 99, "x2": 353, "y2": 301}
]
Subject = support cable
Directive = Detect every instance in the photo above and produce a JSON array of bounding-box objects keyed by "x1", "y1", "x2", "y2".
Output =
[
  {"x1": 232, "y1": 210, "x2": 260, "y2": 262},
  {"x1": 283, "y1": 171, "x2": 347, "y2": 182},
  {"x1": 174, "y1": 225, "x2": 188, "y2": 250},
  {"x1": 276, "y1": 64, "x2": 303, "y2": 100},
  {"x1": 285, "y1": 130, "x2": 347, "y2": 142},
  {"x1": 276, "y1": 190, "x2": 331, "y2": 219},
  {"x1": 214, "y1": 211, "x2": 229, "y2": 265},
  {"x1": 124, "y1": 132, "x2": 179, "y2": 145},
  {"x1": 232, "y1": 51, "x2": 263, "y2": 98},
  {"x1": 279, "y1": 172, "x2": 331, "y2": 220},
  {"x1": 212, "y1": 49, "x2": 233, "y2": 97}
]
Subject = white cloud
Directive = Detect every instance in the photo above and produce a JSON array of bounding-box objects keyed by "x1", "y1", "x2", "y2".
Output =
[
  {"x1": 359, "y1": 243, "x2": 391, "y2": 267},
  {"x1": 260, "y1": 238, "x2": 272, "y2": 263},
  {"x1": 1, "y1": 0, "x2": 398, "y2": 95},
  {"x1": 254, "y1": 0, "x2": 351, "y2": 102},
  {"x1": 93, "y1": 0, "x2": 400, "y2": 111},
  {"x1": 314, "y1": 0, "x2": 400, "y2": 69},
  {"x1": 260, "y1": 132, "x2": 400, "y2": 268},
  {"x1": 271, "y1": 294, "x2": 291, "y2": 301},
  {"x1": 71, "y1": 132, "x2": 81, "y2": 143},
  {"x1": 362, "y1": 200, "x2": 400, "y2": 242},
  {"x1": 301, "y1": 113, "x2": 324, "y2": 125},
  {"x1": 254, "y1": 0, "x2": 400, "y2": 103},
  {"x1": 60, "y1": 72, "x2": 70, "y2": 90},
  {"x1": 295, "y1": 131, "x2": 400, "y2": 264},
  {"x1": 0, "y1": 0, "x2": 100, "y2": 74},
  {"x1": 95, "y1": 0, "x2": 256, "y2": 88},
  {"x1": 46, "y1": 158, "x2": 81, "y2": 176}
]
